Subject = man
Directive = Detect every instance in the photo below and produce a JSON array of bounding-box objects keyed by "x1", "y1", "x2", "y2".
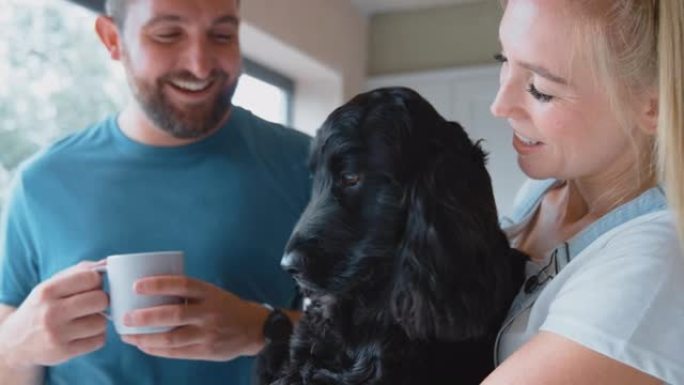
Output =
[{"x1": 0, "y1": 0, "x2": 309, "y2": 384}]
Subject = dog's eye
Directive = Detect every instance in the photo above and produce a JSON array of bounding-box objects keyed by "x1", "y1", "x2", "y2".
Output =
[{"x1": 340, "y1": 173, "x2": 362, "y2": 188}]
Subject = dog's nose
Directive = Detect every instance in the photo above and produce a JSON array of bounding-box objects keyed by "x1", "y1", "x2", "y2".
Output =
[{"x1": 281, "y1": 250, "x2": 305, "y2": 275}]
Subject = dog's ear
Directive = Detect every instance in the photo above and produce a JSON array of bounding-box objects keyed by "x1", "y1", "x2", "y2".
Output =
[{"x1": 390, "y1": 120, "x2": 516, "y2": 342}]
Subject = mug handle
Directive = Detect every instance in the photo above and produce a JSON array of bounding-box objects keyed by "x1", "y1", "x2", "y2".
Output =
[{"x1": 92, "y1": 265, "x2": 112, "y2": 321}]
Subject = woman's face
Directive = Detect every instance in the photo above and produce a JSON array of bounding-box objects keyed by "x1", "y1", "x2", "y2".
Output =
[{"x1": 490, "y1": 0, "x2": 639, "y2": 181}]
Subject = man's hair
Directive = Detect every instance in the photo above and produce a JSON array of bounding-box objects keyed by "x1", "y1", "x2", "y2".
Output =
[
  {"x1": 105, "y1": 0, "x2": 240, "y2": 28},
  {"x1": 105, "y1": 0, "x2": 127, "y2": 27}
]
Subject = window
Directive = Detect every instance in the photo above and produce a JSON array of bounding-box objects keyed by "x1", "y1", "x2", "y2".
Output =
[
  {"x1": 0, "y1": 0, "x2": 295, "y2": 212},
  {"x1": 234, "y1": 59, "x2": 295, "y2": 127}
]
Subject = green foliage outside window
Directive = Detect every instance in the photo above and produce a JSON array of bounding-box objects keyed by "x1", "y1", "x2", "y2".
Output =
[{"x1": 0, "y1": 0, "x2": 127, "y2": 212}]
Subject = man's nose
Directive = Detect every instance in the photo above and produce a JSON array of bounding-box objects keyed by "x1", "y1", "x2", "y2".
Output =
[{"x1": 183, "y1": 40, "x2": 216, "y2": 79}]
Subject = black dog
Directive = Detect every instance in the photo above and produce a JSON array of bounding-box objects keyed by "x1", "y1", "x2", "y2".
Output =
[{"x1": 255, "y1": 87, "x2": 525, "y2": 385}]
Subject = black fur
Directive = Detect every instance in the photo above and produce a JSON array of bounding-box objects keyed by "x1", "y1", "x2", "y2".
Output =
[{"x1": 255, "y1": 87, "x2": 526, "y2": 385}]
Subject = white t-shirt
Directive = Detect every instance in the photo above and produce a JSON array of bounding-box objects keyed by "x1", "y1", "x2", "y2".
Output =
[{"x1": 496, "y1": 180, "x2": 684, "y2": 385}]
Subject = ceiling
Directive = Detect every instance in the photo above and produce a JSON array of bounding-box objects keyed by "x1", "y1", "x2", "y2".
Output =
[{"x1": 350, "y1": 0, "x2": 485, "y2": 15}]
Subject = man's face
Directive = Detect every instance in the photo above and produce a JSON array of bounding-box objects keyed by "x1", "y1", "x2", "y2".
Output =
[{"x1": 118, "y1": 0, "x2": 241, "y2": 138}]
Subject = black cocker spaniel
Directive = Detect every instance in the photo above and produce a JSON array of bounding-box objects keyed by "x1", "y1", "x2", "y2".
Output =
[{"x1": 255, "y1": 87, "x2": 526, "y2": 385}]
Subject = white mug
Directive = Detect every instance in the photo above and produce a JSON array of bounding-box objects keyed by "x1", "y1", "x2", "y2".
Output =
[{"x1": 95, "y1": 251, "x2": 185, "y2": 335}]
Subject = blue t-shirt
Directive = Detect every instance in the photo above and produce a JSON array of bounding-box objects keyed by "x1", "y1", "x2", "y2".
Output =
[{"x1": 0, "y1": 107, "x2": 312, "y2": 385}]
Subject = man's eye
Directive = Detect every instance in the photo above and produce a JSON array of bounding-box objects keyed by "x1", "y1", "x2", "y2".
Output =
[
  {"x1": 340, "y1": 173, "x2": 361, "y2": 188},
  {"x1": 154, "y1": 32, "x2": 182, "y2": 42},
  {"x1": 212, "y1": 33, "x2": 235, "y2": 43}
]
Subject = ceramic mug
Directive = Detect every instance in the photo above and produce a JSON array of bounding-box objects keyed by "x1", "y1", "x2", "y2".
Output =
[{"x1": 95, "y1": 251, "x2": 184, "y2": 335}]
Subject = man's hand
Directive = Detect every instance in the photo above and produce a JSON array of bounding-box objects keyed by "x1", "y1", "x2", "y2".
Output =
[
  {"x1": 120, "y1": 276, "x2": 270, "y2": 361},
  {"x1": 0, "y1": 261, "x2": 109, "y2": 369}
]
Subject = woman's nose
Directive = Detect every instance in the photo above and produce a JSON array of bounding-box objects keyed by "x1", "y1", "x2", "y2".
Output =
[
  {"x1": 490, "y1": 81, "x2": 515, "y2": 119},
  {"x1": 491, "y1": 74, "x2": 530, "y2": 121}
]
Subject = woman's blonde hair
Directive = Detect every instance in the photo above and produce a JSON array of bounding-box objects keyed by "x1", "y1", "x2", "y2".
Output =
[
  {"x1": 657, "y1": 0, "x2": 684, "y2": 244},
  {"x1": 566, "y1": 0, "x2": 684, "y2": 242},
  {"x1": 566, "y1": 0, "x2": 684, "y2": 241},
  {"x1": 566, "y1": 1, "x2": 659, "y2": 209}
]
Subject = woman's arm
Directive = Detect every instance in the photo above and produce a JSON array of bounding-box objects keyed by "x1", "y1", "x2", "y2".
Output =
[{"x1": 483, "y1": 331, "x2": 662, "y2": 385}]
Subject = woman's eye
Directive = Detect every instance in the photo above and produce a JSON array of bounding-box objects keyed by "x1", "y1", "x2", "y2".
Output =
[
  {"x1": 340, "y1": 173, "x2": 361, "y2": 188},
  {"x1": 494, "y1": 53, "x2": 508, "y2": 64},
  {"x1": 527, "y1": 84, "x2": 554, "y2": 103}
]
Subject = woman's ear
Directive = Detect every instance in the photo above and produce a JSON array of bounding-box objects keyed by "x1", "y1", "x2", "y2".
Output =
[
  {"x1": 95, "y1": 16, "x2": 123, "y2": 61},
  {"x1": 637, "y1": 88, "x2": 659, "y2": 135}
]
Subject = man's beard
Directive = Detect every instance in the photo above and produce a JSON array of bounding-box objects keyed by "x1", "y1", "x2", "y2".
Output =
[{"x1": 130, "y1": 69, "x2": 238, "y2": 139}]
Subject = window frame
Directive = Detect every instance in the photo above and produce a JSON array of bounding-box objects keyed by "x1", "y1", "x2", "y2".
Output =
[{"x1": 242, "y1": 58, "x2": 295, "y2": 127}]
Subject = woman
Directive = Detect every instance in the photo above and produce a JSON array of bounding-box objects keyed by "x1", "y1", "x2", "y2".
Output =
[{"x1": 484, "y1": 1, "x2": 684, "y2": 384}]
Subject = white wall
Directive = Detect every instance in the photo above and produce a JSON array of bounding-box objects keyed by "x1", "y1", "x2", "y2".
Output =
[
  {"x1": 369, "y1": 0, "x2": 502, "y2": 75},
  {"x1": 240, "y1": 0, "x2": 368, "y2": 136},
  {"x1": 368, "y1": 65, "x2": 527, "y2": 217}
]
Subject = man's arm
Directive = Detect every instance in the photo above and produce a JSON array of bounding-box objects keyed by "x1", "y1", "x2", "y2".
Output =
[{"x1": 0, "y1": 304, "x2": 44, "y2": 385}]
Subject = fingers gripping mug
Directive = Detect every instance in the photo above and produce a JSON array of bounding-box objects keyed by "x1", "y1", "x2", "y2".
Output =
[{"x1": 95, "y1": 251, "x2": 185, "y2": 335}]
